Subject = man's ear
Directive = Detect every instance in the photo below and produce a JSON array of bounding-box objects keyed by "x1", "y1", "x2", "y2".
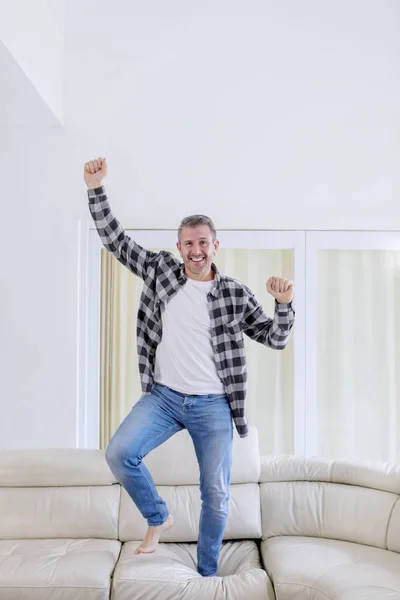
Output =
[
  {"x1": 213, "y1": 239, "x2": 220, "y2": 253},
  {"x1": 176, "y1": 241, "x2": 182, "y2": 256}
]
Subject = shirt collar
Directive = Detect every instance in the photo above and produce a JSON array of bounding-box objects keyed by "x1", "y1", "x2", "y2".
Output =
[{"x1": 178, "y1": 262, "x2": 221, "y2": 298}]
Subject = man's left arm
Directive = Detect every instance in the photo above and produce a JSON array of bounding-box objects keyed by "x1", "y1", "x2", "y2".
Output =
[{"x1": 242, "y1": 277, "x2": 295, "y2": 349}]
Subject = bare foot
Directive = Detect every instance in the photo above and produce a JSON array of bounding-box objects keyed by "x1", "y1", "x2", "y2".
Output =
[{"x1": 134, "y1": 515, "x2": 174, "y2": 554}]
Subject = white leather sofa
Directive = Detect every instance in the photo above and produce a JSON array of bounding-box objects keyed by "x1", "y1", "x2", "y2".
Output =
[{"x1": 0, "y1": 426, "x2": 400, "y2": 599}]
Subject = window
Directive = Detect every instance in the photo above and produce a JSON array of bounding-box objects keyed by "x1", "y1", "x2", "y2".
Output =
[{"x1": 78, "y1": 227, "x2": 400, "y2": 462}]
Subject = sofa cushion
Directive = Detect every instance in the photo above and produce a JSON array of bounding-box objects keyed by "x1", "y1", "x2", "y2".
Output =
[
  {"x1": 261, "y1": 536, "x2": 400, "y2": 599},
  {"x1": 0, "y1": 486, "x2": 120, "y2": 539},
  {"x1": 119, "y1": 483, "x2": 261, "y2": 542},
  {"x1": 0, "y1": 539, "x2": 121, "y2": 600},
  {"x1": 260, "y1": 480, "x2": 397, "y2": 549},
  {"x1": 111, "y1": 540, "x2": 274, "y2": 600}
]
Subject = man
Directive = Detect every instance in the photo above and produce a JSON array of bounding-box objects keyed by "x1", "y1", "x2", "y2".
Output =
[{"x1": 84, "y1": 157, "x2": 295, "y2": 577}]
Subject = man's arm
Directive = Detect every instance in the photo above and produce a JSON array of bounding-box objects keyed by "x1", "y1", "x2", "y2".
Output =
[
  {"x1": 85, "y1": 158, "x2": 159, "y2": 280},
  {"x1": 242, "y1": 277, "x2": 295, "y2": 349}
]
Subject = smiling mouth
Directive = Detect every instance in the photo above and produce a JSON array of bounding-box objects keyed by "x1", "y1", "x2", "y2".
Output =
[{"x1": 190, "y1": 257, "x2": 206, "y2": 265}]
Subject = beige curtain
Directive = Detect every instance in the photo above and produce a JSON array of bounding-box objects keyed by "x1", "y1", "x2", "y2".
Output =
[
  {"x1": 317, "y1": 250, "x2": 400, "y2": 462},
  {"x1": 99, "y1": 249, "x2": 141, "y2": 449},
  {"x1": 99, "y1": 247, "x2": 294, "y2": 455}
]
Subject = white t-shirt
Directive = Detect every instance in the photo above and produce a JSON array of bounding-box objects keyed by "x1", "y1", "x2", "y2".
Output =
[{"x1": 154, "y1": 278, "x2": 225, "y2": 395}]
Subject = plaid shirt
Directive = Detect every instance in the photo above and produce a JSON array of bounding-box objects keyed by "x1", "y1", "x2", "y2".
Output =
[{"x1": 88, "y1": 186, "x2": 295, "y2": 438}]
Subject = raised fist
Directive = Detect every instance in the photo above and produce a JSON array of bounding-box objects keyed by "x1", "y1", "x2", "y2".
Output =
[
  {"x1": 266, "y1": 277, "x2": 294, "y2": 304},
  {"x1": 84, "y1": 157, "x2": 107, "y2": 189}
]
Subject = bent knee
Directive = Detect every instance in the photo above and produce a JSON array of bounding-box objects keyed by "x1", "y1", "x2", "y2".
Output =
[{"x1": 105, "y1": 440, "x2": 142, "y2": 471}]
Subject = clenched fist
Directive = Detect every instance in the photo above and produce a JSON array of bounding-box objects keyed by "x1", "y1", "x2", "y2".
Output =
[
  {"x1": 84, "y1": 157, "x2": 107, "y2": 189},
  {"x1": 267, "y1": 277, "x2": 294, "y2": 304}
]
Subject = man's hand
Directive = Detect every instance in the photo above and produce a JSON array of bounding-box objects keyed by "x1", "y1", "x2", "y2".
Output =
[
  {"x1": 267, "y1": 277, "x2": 294, "y2": 304},
  {"x1": 84, "y1": 157, "x2": 107, "y2": 189}
]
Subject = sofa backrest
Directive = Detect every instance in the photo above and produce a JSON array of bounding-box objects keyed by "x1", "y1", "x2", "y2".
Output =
[
  {"x1": 260, "y1": 455, "x2": 400, "y2": 552},
  {"x1": 0, "y1": 426, "x2": 261, "y2": 542},
  {"x1": 118, "y1": 426, "x2": 262, "y2": 542},
  {"x1": 0, "y1": 449, "x2": 120, "y2": 540}
]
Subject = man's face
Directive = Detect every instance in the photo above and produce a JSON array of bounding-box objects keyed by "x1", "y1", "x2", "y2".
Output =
[{"x1": 177, "y1": 225, "x2": 219, "y2": 280}]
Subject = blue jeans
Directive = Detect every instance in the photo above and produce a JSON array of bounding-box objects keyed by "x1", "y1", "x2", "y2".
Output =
[{"x1": 105, "y1": 383, "x2": 233, "y2": 577}]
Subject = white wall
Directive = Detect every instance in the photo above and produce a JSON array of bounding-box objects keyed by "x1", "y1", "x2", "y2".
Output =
[
  {"x1": 0, "y1": 0, "x2": 399, "y2": 448},
  {"x1": 0, "y1": 129, "x2": 78, "y2": 448},
  {"x1": 66, "y1": 0, "x2": 400, "y2": 230},
  {"x1": 0, "y1": 0, "x2": 65, "y2": 124},
  {"x1": 0, "y1": 41, "x2": 61, "y2": 127}
]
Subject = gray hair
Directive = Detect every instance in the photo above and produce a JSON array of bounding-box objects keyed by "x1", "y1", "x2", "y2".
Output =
[{"x1": 178, "y1": 214, "x2": 217, "y2": 241}]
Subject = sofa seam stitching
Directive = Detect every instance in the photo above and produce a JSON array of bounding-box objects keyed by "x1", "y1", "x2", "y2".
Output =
[{"x1": 384, "y1": 494, "x2": 400, "y2": 550}]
